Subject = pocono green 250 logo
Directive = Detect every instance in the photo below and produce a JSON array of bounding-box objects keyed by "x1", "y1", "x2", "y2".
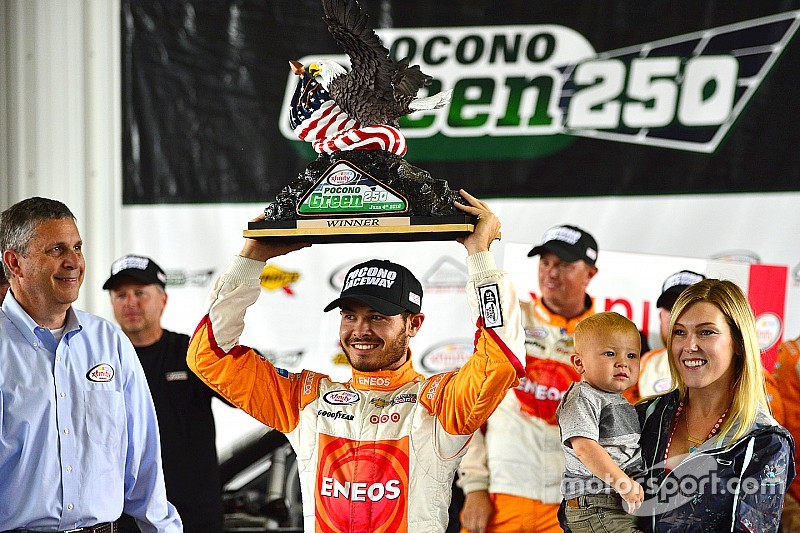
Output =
[
  {"x1": 298, "y1": 161, "x2": 408, "y2": 215},
  {"x1": 281, "y1": 11, "x2": 800, "y2": 159}
]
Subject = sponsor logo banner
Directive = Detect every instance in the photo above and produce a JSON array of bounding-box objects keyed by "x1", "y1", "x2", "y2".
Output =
[
  {"x1": 420, "y1": 341, "x2": 473, "y2": 373},
  {"x1": 281, "y1": 12, "x2": 800, "y2": 157}
]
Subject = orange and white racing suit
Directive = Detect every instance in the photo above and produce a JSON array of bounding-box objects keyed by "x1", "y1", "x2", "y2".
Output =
[
  {"x1": 187, "y1": 252, "x2": 524, "y2": 533},
  {"x1": 458, "y1": 296, "x2": 594, "y2": 521},
  {"x1": 773, "y1": 338, "x2": 800, "y2": 500}
]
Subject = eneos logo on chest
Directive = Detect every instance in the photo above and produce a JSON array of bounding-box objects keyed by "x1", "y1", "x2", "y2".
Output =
[{"x1": 315, "y1": 434, "x2": 410, "y2": 533}]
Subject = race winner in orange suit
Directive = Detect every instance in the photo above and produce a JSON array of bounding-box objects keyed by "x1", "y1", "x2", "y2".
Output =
[{"x1": 187, "y1": 191, "x2": 525, "y2": 532}]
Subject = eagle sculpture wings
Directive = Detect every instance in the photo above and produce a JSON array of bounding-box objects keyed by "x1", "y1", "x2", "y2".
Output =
[{"x1": 309, "y1": 0, "x2": 451, "y2": 128}]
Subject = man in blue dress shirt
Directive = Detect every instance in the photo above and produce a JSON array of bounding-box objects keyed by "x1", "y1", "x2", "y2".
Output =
[{"x1": 0, "y1": 197, "x2": 181, "y2": 532}]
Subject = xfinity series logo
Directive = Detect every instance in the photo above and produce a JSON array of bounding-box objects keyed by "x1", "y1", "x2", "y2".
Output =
[
  {"x1": 281, "y1": 11, "x2": 800, "y2": 156},
  {"x1": 298, "y1": 161, "x2": 408, "y2": 215},
  {"x1": 324, "y1": 390, "x2": 360, "y2": 405},
  {"x1": 328, "y1": 170, "x2": 357, "y2": 185},
  {"x1": 86, "y1": 364, "x2": 114, "y2": 383},
  {"x1": 420, "y1": 341, "x2": 472, "y2": 373}
]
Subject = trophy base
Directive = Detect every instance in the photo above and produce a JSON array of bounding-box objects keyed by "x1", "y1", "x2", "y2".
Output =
[{"x1": 245, "y1": 215, "x2": 478, "y2": 243}]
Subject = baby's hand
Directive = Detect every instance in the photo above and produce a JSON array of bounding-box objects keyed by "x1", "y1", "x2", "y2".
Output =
[{"x1": 617, "y1": 477, "x2": 644, "y2": 514}]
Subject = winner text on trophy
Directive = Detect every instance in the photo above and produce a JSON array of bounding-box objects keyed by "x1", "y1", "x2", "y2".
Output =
[{"x1": 245, "y1": 0, "x2": 479, "y2": 243}]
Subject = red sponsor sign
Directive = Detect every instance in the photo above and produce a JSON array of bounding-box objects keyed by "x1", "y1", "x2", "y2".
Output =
[{"x1": 747, "y1": 264, "x2": 788, "y2": 372}]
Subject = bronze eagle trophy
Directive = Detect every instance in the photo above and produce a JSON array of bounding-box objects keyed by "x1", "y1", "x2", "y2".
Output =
[{"x1": 246, "y1": 0, "x2": 475, "y2": 243}]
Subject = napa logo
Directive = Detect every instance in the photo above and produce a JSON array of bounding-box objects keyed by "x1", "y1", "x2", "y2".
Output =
[
  {"x1": 328, "y1": 170, "x2": 358, "y2": 185},
  {"x1": 259, "y1": 264, "x2": 300, "y2": 295},
  {"x1": 281, "y1": 11, "x2": 800, "y2": 157}
]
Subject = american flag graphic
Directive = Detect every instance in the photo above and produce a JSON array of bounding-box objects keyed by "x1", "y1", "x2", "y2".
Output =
[{"x1": 289, "y1": 75, "x2": 407, "y2": 156}]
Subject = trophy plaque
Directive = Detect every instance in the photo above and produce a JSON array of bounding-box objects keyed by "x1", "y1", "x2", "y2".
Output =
[{"x1": 246, "y1": 0, "x2": 477, "y2": 244}]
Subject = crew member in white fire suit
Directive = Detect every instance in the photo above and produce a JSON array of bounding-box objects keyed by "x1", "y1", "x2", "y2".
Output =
[{"x1": 459, "y1": 224, "x2": 599, "y2": 533}]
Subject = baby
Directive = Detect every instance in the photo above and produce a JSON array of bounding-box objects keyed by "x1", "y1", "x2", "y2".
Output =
[{"x1": 557, "y1": 312, "x2": 644, "y2": 532}]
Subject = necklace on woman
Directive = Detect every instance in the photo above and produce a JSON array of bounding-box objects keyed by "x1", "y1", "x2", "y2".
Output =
[{"x1": 664, "y1": 400, "x2": 730, "y2": 460}]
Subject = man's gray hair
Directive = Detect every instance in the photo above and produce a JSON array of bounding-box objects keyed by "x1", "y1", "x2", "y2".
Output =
[{"x1": 0, "y1": 197, "x2": 76, "y2": 278}]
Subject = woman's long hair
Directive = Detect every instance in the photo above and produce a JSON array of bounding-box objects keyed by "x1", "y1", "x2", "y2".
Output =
[{"x1": 666, "y1": 279, "x2": 767, "y2": 444}]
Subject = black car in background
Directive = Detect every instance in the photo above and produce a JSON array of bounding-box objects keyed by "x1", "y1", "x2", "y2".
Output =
[{"x1": 219, "y1": 427, "x2": 464, "y2": 532}]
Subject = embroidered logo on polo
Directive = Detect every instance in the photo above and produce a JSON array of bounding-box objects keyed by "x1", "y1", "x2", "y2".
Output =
[
  {"x1": 164, "y1": 371, "x2": 188, "y2": 381},
  {"x1": 323, "y1": 390, "x2": 360, "y2": 405},
  {"x1": 86, "y1": 364, "x2": 114, "y2": 382},
  {"x1": 316, "y1": 434, "x2": 410, "y2": 532}
]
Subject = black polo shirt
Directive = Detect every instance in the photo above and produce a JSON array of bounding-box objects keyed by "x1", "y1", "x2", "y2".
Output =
[{"x1": 121, "y1": 330, "x2": 224, "y2": 532}]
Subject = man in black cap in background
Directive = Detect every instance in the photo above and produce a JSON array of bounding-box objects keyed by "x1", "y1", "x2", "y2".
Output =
[
  {"x1": 104, "y1": 254, "x2": 225, "y2": 532},
  {"x1": 459, "y1": 224, "x2": 599, "y2": 533}
]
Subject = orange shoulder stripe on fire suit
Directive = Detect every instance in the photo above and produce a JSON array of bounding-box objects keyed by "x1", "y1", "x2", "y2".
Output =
[
  {"x1": 419, "y1": 321, "x2": 521, "y2": 435},
  {"x1": 188, "y1": 315, "x2": 325, "y2": 433}
]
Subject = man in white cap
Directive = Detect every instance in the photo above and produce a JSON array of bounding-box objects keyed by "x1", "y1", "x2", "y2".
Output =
[
  {"x1": 104, "y1": 254, "x2": 226, "y2": 533},
  {"x1": 459, "y1": 224, "x2": 599, "y2": 533}
]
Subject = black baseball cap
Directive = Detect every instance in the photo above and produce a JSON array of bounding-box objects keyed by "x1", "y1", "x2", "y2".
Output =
[
  {"x1": 656, "y1": 270, "x2": 706, "y2": 310},
  {"x1": 103, "y1": 254, "x2": 167, "y2": 290},
  {"x1": 527, "y1": 224, "x2": 598, "y2": 265},
  {"x1": 324, "y1": 259, "x2": 423, "y2": 315}
]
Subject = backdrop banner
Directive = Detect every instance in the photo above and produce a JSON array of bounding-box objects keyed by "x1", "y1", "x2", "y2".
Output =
[{"x1": 122, "y1": 1, "x2": 800, "y2": 203}]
